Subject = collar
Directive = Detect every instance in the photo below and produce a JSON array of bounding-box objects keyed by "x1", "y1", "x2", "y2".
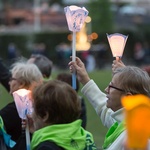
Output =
[{"x1": 111, "y1": 108, "x2": 124, "y2": 123}]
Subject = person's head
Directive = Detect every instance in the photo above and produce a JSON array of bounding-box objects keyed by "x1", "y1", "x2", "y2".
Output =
[
  {"x1": 105, "y1": 66, "x2": 150, "y2": 111},
  {"x1": 9, "y1": 62, "x2": 43, "y2": 94},
  {"x1": 31, "y1": 80, "x2": 81, "y2": 130},
  {"x1": 27, "y1": 54, "x2": 53, "y2": 79},
  {"x1": 56, "y1": 72, "x2": 80, "y2": 92}
]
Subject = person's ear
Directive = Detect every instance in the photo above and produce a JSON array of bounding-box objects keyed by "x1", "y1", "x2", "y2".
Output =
[
  {"x1": 42, "y1": 112, "x2": 49, "y2": 123},
  {"x1": 126, "y1": 92, "x2": 132, "y2": 96},
  {"x1": 18, "y1": 81, "x2": 26, "y2": 89}
]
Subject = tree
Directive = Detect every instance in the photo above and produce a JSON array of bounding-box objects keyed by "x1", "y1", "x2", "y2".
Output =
[{"x1": 87, "y1": 0, "x2": 114, "y2": 34}]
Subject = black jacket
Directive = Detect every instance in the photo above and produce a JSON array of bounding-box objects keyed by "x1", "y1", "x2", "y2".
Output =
[
  {"x1": 0, "y1": 58, "x2": 11, "y2": 92},
  {"x1": 36, "y1": 141, "x2": 64, "y2": 150},
  {"x1": 0, "y1": 102, "x2": 22, "y2": 142}
]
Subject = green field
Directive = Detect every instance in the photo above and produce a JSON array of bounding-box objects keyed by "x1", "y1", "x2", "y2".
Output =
[{"x1": 0, "y1": 69, "x2": 112, "y2": 149}]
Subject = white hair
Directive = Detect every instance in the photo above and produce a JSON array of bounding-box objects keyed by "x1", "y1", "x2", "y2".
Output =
[{"x1": 11, "y1": 62, "x2": 43, "y2": 89}]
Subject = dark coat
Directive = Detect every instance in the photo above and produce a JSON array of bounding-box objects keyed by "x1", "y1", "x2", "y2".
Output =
[{"x1": 0, "y1": 58, "x2": 11, "y2": 92}]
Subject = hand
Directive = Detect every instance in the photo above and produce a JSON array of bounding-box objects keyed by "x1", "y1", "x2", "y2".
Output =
[
  {"x1": 21, "y1": 115, "x2": 35, "y2": 133},
  {"x1": 68, "y1": 57, "x2": 90, "y2": 85},
  {"x1": 112, "y1": 59, "x2": 126, "y2": 73}
]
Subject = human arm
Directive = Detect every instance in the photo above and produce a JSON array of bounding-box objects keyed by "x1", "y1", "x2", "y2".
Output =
[
  {"x1": 69, "y1": 57, "x2": 115, "y2": 128},
  {"x1": 81, "y1": 80, "x2": 115, "y2": 128}
]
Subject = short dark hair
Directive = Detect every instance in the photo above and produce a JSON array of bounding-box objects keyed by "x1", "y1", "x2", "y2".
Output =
[
  {"x1": 56, "y1": 72, "x2": 80, "y2": 92},
  {"x1": 32, "y1": 80, "x2": 81, "y2": 124},
  {"x1": 29, "y1": 54, "x2": 53, "y2": 78}
]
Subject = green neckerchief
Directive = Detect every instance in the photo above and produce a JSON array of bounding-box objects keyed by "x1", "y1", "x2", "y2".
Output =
[
  {"x1": 31, "y1": 119, "x2": 97, "y2": 150},
  {"x1": 102, "y1": 121, "x2": 125, "y2": 149},
  {"x1": 0, "y1": 116, "x2": 16, "y2": 148}
]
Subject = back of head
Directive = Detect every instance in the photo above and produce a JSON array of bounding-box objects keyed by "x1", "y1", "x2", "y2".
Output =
[
  {"x1": 28, "y1": 54, "x2": 53, "y2": 78},
  {"x1": 32, "y1": 80, "x2": 81, "y2": 125},
  {"x1": 114, "y1": 66, "x2": 150, "y2": 97},
  {"x1": 11, "y1": 62, "x2": 43, "y2": 90},
  {"x1": 56, "y1": 72, "x2": 80, "y2": 92}
]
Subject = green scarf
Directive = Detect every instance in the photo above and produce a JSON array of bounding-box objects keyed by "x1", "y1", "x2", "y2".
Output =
[
  {"x1": 102, "y1": 121, "x2": 125, "y2": 149},
  {"x1": 31, "y1": 120, "x2": 97, "y2": 150}
]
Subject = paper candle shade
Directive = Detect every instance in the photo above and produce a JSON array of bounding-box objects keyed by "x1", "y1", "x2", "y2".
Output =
[
  {"x1": 121, "y1": 94, "x2": 150, "y2": 149},
  {"x1": 107, "y1": 33, "x2": 128, "y2": 58},
  {"x1": 64, "y1": 5, "x2": 88, "y2": 90},
  {"x1": 64, "y1": 5, "x2": 89, "y2": 32},
  {"x1": 13, "y1": 89, "x2": 32, "y2": 119}
]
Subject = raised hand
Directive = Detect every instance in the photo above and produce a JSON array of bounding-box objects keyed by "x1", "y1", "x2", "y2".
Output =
[
  {"x1": 68, "y1": 57, "x2": 90, "y2": 85},
  {"x1": 112, "y1": 59, "x2": 126, "y2": 73}
]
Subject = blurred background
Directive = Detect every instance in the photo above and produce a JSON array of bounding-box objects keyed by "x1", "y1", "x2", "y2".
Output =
[
  {"x1": 0, "y1": 0, "x2": 150, "y2": 149},
  {"x1": 0, "y1": 0, "x2": 150, "y2": 68}
]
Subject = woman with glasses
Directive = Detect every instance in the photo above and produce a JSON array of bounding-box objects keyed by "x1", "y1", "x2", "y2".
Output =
[
  {"x1": 0, "y1": 61, "x2": 43, "y2": 149},
  {"x1": 69, "y1": 57, "x2": 150, "y2": 150}
]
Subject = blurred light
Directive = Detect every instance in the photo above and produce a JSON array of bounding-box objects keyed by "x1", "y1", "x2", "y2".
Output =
[
  {"x1": 85, "y1": 16, "x2": 91, "y2": 23},
  {"x1": 91, "y1": 32, "x2": 98, "y2": 40},
  {"x1": 76, "y1": 23, "x2": 91, "y2": 51},
  {"x1": 67, "y1": 34, "x2": 72, "y2": 41}
]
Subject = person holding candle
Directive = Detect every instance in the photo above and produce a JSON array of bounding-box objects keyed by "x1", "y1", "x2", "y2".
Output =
[
  {"x1": 26, "y1": 80, "x2": 96, "y2": 150},
  {"x1": 0, "y1": 61, "x2": 43, "y2": 149},
  {"x1": 69, "y1": 57, "x2": 150, "y2": 150}
]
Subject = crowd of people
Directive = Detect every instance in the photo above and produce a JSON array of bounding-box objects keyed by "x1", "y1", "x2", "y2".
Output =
[{"x1": 0, "y1": 45, "x2": 150, "y2": 150}]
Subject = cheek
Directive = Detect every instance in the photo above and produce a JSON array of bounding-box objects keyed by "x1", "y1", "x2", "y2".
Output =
[
  {"x1": 32, "y1": 113, "x2": 43, "y2": 130},
  {"x1": 108, "y1": 92, "x2": 121, "y2": 105}
]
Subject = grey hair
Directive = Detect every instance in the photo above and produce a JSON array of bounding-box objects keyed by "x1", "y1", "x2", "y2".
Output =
[
  {"x1": 114, "y1": 66, "x2": 150, "y2": 97},
  {"x1": 11, "y1": 62, "x2": 43, "y2": 89}
]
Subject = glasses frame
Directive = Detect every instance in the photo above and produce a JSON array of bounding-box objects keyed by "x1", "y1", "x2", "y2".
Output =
[{"x1": 108, "y1": 85, "x2": 125, "y2": 93}]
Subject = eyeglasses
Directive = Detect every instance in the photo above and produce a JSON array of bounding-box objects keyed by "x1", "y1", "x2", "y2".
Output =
[
  {"x1": 9, "y1": 77, "x2": 17, "y2": 81},
  {"x1": 108, "y1": 85, "x2": 125, "y2": 93}
]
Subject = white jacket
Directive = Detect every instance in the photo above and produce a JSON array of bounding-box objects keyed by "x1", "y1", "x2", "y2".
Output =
[{"x1": 81, "y1": 80, "x2": 126, "y2": 150}]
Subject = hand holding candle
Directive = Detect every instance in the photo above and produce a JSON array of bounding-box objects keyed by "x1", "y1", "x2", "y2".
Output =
[
  {"x1": 107, "y1": 33, "x2": 128, "y2": 60},
  {"x1": 64, "y1": 5, "x2": 88, "y2": 89}
]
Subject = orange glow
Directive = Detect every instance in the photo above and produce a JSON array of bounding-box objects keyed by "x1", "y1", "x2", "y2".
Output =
[
  {"x1": 67, "y1": 34, "x2": 72, "y2": 41},
  {"x1": 76, "y1": 23, "x2": 91, "y2": 51},
  {"x1": 91, "y1": 32, "x2": 98, "y2": 40},
  {"x1": 122, "y1": 95, "x2": 150, "y2": 149}
]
